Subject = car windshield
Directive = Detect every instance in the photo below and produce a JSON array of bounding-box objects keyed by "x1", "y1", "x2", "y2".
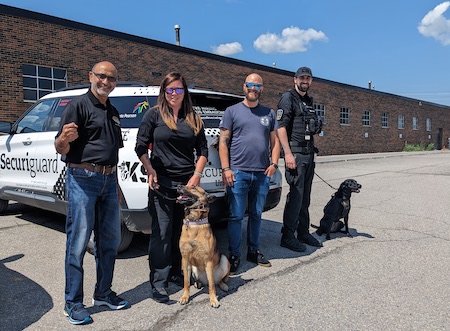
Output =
[{"x1": 37, "y1": 91, "x2": 242, "y2": 131}]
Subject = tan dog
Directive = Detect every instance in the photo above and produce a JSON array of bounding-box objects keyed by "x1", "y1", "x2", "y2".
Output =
[{"x1": 177, "y1": 185, "x2": 230, "y2": 308}]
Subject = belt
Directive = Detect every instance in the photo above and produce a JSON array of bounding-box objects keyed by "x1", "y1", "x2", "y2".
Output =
[
  {"x1": 68, "y1": 162, "x2": 117, "y2": 175},
  {"x1": 289, "y1": 141, "x2": 314, "y2": 154}
]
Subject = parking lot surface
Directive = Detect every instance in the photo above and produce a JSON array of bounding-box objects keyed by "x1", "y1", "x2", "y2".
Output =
[{"x1": 1, "y1": 151, "x2": 449, "y2": 331}]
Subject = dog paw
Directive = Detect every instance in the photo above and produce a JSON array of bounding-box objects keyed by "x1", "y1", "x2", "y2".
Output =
[
  {"x1": 194, "y1": 281, "x2": 203, "y2": 289},
  {"x1": 210, "y1": 298, "x2": 220, "y2": 308},
  {"x1": 218, "y1": 282, "x2": 229, "y2": 292},
  {"x1": 179, "y1": 296, "x2": 190, "y2": 305}
]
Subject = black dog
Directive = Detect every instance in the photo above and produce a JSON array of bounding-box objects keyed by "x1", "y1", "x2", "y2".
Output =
[{"x1": 312, "y1": 179, "x2": 362, "y2": 240}]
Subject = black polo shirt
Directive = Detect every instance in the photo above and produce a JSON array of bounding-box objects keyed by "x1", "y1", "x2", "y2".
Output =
[
  {"x1": 135, "y1": 108, "x2": 208, "y2": 178},
  {"x1": 56, "y1": 89, "x2": 124, "y2": 165}
]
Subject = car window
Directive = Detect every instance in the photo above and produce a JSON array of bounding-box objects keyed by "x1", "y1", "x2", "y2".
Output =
[
  {"x1": 110, "y1": 96, "x2": 156, "y2": 129},
  {"x1": 48, "y1": 98, "x2": 74, "y2": 131},
  {"x1": 16, "y1": 99, "x2": 56, "y2": 133},
  {"x1": 191, "y1": 93, "x2": 242, "y2": 128}
]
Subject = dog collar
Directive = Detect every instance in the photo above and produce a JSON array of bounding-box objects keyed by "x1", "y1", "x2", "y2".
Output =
[{"x1": 183, "y1": 217, "x2": 209, "y2": 226}]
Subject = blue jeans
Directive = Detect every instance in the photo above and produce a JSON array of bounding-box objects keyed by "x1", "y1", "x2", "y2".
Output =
[
  {"x1": 227, "y1": 170, "x2": 270, "y2": 257},
  {"x1": 65, "y1": 167, "x2": 120, "y2": 305}
]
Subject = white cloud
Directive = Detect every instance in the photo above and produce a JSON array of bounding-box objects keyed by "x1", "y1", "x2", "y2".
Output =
[
  {"x1": 212, "y1": 42, "x2": 243, "y2": 56},
  {"x1": 253, "y1": 26, "x2": 328, "y2": 54},
  {"x1": 418, "y1": 1, "x2": 450, "y2": 45}
]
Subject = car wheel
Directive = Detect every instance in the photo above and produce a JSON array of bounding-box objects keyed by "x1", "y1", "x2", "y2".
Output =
[
  {"x1": 86, "y1": 217, "x2": 134, "y2": 255},
  {"x1": 0, "y1": 199, "x2": 8, "y2": 213}
]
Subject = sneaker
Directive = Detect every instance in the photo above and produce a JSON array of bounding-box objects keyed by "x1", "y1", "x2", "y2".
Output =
[
  {"x1": 229, "y1": 255, "x2": 240, "y2": 275},
  {"x1": 298, "y1": 233, "x2": 323, "y2": 247},
  {"x1": 152, "y1": 288, "x2": 169, "y2": 303},
  {"x1": 280, "y1": 236, "x2": 307, "y2": 252},
  {"x1": 64, "y1": 303, "x2": 92, "y2": 325},
  {"x1": 92, "y1": 291, "x2": 129, "y2": 310},
  {"x1": 246, "y1": 250, "x2": 272, "y2": 267}
]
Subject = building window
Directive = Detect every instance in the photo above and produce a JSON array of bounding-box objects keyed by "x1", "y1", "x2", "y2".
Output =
[
  {"x1": 426, "y1": 118, "x2": 431, "y2": 131},
  {"x1": 382, "y1": 112, "x2": 389, "y2": 128},
  {"x1": 314, "y1": 103, "x2": 326, "y2": 123},
  {"x1": 340, "y1": 107, "x2": 350, "y2": 125},
  {"x1": 398, "y1": 115, "x2": 404, "y2": 129},
  {"x1": 362, "y1": 110, "x2": 371, "y2": 126},
  {"x1": 22, "y1": 64, "x2": 67, "y2": 102},
  {"x1": 413, "y1": 116, "x2": 418, "y2": 130}
]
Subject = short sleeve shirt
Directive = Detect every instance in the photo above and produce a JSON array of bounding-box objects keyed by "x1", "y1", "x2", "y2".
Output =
[
  {"x1": 56, "y1": 89, "x2": 123, "y2": 165},
  {"x1": 220, "y1": 102, "x2": 278, "y2": 171}
]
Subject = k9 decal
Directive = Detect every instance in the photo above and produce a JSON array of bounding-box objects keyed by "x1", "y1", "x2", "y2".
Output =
[{"x1": 118, "y1": 161, "x2": 147, "y2": 183}]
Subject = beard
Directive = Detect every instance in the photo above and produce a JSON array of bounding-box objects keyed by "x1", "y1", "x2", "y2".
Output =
[
  {"x1": 296, "y1": 82, "x2": 310, "y2": 93},
  {"x1": 245, "y1": 90, "x2": 260, "y2": 102},
  {"x1": 92, "y1": 82, "x2": 114, "y2": 97}
]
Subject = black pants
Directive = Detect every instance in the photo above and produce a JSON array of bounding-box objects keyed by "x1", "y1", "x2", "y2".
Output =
[
  {"x1": 282, "y1": 152, "x2": 315, "y2": 238},
  {"x1": 147, "y1": 176, "x2": 188, "y2": 290}
]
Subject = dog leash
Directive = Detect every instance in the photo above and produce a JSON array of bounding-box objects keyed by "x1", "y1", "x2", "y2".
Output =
[
  {"x1": 314, "y1": 171, "x2": 338, "y2": 191},
  {"x1": 151, "y1": 182, "x2": 178, "y2": 201}
]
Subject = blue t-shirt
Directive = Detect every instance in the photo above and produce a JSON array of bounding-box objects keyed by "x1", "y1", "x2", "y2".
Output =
[{"x1": 220, "y1": 102, "x2": 278, "y2": 171}]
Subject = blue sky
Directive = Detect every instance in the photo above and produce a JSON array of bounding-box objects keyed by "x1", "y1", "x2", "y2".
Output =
[{"x1": 2, "y1": 0, "x2": 450, "y2": 105}]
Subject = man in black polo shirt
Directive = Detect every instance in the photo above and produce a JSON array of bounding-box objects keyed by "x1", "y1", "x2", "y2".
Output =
[{"x1": 55, "y1": 61, "x2": 128, "y2": 325}]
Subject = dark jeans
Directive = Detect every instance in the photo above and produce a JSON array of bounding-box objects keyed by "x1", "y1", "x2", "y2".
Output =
[
  {"x1": 147, "y1": 176, "x2": 188, "y2": 290},
  {"x1": 282, "y1": 152, "x2": 315, "y2": 238},
  {"x1": 65, "y1": 167, "x2": 120, "y2": 305}
]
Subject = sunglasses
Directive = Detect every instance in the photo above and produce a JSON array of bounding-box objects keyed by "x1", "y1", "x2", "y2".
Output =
[
  {"x1": 91, "y1": 72, "x2": 117, "y2": 82},
  {"x1": 245, "y1": 82, "x2": 263, "y2": 90},
  {"x1": 165, "y1": 87, "x2": 184, "y2": 95}
]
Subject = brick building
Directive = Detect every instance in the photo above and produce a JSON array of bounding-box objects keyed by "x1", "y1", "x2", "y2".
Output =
[{"x1": 1, "y1": 4, "x2": 449, "y2": 155}]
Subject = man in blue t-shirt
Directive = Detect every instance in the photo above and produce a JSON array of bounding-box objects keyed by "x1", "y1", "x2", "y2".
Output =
[{"x1": 219, "y1": 73, "x2": 280, "y2": 274}]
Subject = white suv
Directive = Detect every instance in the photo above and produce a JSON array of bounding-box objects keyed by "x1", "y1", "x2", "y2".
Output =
[{"x1": 0, "y1": 84, "x2": 282, "y2": 252}]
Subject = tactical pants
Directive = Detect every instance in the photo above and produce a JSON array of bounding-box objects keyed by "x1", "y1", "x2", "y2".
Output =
[{"x1": 282, "y1": 152, "x2": 315, "y2": 238}]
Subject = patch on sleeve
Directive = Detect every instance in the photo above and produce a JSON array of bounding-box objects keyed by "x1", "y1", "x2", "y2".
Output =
[{"x1": 276, "y1": 108, "x2": 284, "y2": 121}]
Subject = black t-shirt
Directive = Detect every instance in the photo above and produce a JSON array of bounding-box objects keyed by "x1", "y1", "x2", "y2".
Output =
[
  {"x1": 56, "y1": 89, "x2": 124, "y2": 165},
  {"x1": 135, "y1": 108, "x2": 208, "y2": 178}
]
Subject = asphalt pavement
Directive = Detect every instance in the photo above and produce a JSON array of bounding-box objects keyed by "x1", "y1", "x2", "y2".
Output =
[{"x1": 1, "y1": 150, "x2": 449, "y2": 331}]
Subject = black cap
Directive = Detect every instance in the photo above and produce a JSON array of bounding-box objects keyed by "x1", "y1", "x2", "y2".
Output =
[{"x1": 295, "y1": 67, "x2": 312, "y2": 78}]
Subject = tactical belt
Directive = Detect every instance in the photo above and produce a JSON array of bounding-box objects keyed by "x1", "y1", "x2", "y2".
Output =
[{"x1": 289, "y1": 141, "x2": 314, "y2": 155}]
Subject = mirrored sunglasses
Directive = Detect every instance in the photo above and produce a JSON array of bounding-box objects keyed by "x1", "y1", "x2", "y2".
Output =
[
  {"x1": 245, "y1": 82, "x2": 263, "y2": 90},
  {"x1": 165, "y1": 87, "x2": 184, "y2": 95}
]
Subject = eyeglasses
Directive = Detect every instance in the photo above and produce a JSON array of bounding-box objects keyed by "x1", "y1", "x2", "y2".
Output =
[
  {"x1": 245, "y1": 82, "x2": 263, "y2": 90},
  {"x1": 91, "y1": 72, "x2": 117, "y2": 82},
  {"x1": 165, "y1": 87, "x2": 184, "y2": 95}
]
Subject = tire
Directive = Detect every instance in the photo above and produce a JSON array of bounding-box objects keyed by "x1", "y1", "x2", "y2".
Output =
[
  {"x1": 0, "y1": 199, "x2": 8, "y2": 213},
  {"x1": 86, "y1": 217, "x2": 134, "y2": 255}
]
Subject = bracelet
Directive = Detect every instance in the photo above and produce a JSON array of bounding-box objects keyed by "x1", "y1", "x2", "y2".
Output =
[
  {"x1": 193, "y1": 170, "x2": 203, "y2": 177},
  {"x1": 270, "y1": 163, "x2": 278, "y2": 169},
  {"x1": 222, "y1": 167, "x2": 231, "y2": 172}
]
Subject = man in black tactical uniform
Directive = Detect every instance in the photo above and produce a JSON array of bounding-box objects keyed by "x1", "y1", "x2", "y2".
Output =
[{"x1": 277, "y1": 66, "x2": 323, "y2": 252}]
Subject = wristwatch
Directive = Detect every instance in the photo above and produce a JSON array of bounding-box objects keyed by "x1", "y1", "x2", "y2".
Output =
[{"x1": 270, "y1": 163, "x2": 278, "y2": 169}]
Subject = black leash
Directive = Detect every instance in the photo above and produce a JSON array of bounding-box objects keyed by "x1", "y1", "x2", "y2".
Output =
[
  {"x1": 151, "y1": 183, "x2": 178, "y2": 201},
  {"x1": 314, "y1": 171, "x2": 338, "y2": 191}
]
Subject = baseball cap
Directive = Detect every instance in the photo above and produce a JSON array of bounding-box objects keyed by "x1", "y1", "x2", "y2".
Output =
[{"x1": 295, "y1": 67, "x2": 312, "y2": 78}]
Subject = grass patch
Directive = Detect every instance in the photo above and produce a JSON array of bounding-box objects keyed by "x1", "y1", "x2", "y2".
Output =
[{"x1": 403, "y1": 142, "x2": 435, "y2": 151}]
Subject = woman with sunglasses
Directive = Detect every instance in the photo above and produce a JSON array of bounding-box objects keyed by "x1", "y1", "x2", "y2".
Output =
[{"x1": 135, "y1": 72, "x2": 208, "y2": 303}]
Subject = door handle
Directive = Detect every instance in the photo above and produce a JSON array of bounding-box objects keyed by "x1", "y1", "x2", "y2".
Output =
[{"x1": 22, "y1": 138, "x2": 32, "y2": 146}]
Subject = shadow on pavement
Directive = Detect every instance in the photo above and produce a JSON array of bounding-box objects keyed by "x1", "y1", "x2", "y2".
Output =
[{"x1": 0, "y1": 254, "x2": 53, "y2": 331}]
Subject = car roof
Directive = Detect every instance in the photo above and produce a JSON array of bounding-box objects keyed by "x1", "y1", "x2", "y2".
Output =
[{"x1": 40, "y1": 85, "x2": 243, "y2": 100}]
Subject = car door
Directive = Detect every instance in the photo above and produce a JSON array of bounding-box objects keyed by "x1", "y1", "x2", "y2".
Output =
[{"x1": 0, "y1": 99, "x2": 57, "y2": 192}]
